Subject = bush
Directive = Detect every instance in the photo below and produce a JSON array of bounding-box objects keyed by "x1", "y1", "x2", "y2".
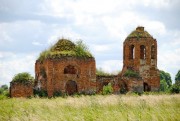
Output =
[
  {"x1": 0, "y1": 95, "x2": 7, "y2": 100},
  {"x1": 170, "y1": 82, "x2": 180, "y2": 93},
  {"x1": 34, "y1": 89, "x2": 48, "y2": 97},
  {"x1": 53, "y1": 91, "x2": 62, "y2": 97},
  {"x1": 0, "y1": 90, "x2": 10, "y2": 100},
  {"x1": 12, "y1": 72, "x2": 34, "y2": 83},
  {"x1": 0, "y1": 84, "x2": 9, "y2": 98},
  {"x1": 75, "y1": 40, "x2": 93, "y2": 58},
  {"x1": 0, "y1": 88, "x2": 3, "y2": 95},
  {"x1": 120, "y1": 85, "x2": 128, "y2": 94},
  {"x1": 102, "y1": 83, "x2": 113, "y2": 95},
  {"x1": 37, "y1": 39, "x2": 93, "y2": 62}
]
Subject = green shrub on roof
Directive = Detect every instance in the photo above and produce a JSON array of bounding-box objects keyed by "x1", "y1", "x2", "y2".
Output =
[
  {"x1": 37, "y1": 39, "x2": 93, "y2": 61},
  {"x1": 12, "y1": 72, "x2": 34, "y2": 83},
  {"x1": 75, "y1": 40, "x2": 93, "y2": 58},
  {"x1": 127, "y1": 30, "x2": 152, "y2": 38},
  {"x1": 124, "y1": 69, "x2": 139, "y2": 78},
  {"x1": 50, "y1": 39, "x2": 76, "y2": 52}
]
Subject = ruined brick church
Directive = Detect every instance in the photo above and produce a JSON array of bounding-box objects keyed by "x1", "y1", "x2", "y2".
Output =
[{"x1": 10, "y1": 26, "x2": 160, "y2": 97}]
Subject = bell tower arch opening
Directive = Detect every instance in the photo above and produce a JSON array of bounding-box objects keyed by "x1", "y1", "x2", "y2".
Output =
[
  {"x1": 140, "y1": 45, "x2": 146, "y2": 59},
  {"x1": 129, "y1": 45, "x2": 135, "y2": 60}
]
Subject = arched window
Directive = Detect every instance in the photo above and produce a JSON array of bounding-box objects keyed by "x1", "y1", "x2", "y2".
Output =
[
  {"x1": 129, "y1": 45, "x2": 135, "y2": 60},
  {"x1": 151, "y1": 45, "x2": 155, "y2": 59},
  {"x1": 140, "y1": 45, "x2": 146, "y2": 59},
  {"x1": 64, "y1": 65, "x2": 77, "y2": 74}
]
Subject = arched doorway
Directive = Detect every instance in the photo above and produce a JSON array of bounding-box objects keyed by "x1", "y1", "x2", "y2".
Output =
[
  {"x1": 120, "y1": 82, "x2": 128, "y2": 94},
  {"x1": 65, "y1": 80, "x2": 78, "y2": 95},
  {"x1": 143, "y1": 82, "x2": 151, "y2": 92}
]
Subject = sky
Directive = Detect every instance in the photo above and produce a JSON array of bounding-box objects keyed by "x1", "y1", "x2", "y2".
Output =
[{"x1": 0, "y1": 0, "x2": 180, "y2": 86}]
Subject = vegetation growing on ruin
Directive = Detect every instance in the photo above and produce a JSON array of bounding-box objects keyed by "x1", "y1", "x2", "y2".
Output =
[
  {"x1": 37, "y1": 39, "x2": 93, "y2": 62},
  {"x1": 102, "y1": 83, "x2": 113, "y2": 95},
  {"x1": 12, "y1": 72, "x2": 34, "y2": 84},
  {"x1": 124, "y1": 69, "x2": 139, "y2": 78},
  {"x1": 0, "y1": 94, "x2": 179, "y2": 120},
  {"x1": 127, "y1": 30, "x2": 152, "y2": 38}
]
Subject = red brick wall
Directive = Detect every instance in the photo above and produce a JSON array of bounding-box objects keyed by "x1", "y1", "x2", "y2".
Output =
[
  {"x1": 121, "y1": 36, "x2": 160, "y2": 91},
  {"x1": 10, "y1": 82, "x2": 33, "y2": 97},
  {"x1": 96, "y1": 75, "x2": 119, "y2": 94},
  {"x1": 35, "y1": 57, "x2": 96, "y2": 96},
  {"x1": 119, "y1": 77, "x2": 143, "y2": 93}
]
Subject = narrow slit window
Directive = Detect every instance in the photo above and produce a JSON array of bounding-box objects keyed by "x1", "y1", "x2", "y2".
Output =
[
  {"x1": 129, "y1": 45, "x2": 135, "y2": 60},
  {"x1": 151, "y1": 45, "x2": 155, "y2": 59}
]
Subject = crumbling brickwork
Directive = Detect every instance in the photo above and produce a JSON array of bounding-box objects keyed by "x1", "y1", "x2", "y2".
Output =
[
  {"x1": 96, "y1": 75, "x2": 119, "y2": 93},
  {"x1": 120, "y1": 26, "x2": 160, "y2": 92},
  {"x1": 10, "y1": 26, "x2": 160, "y2": 97},
  {"x1": 35, "y1": 57, "x2": 96, "y2": 96},
  {"x1": 10, "y1": 82, "x2": 33, "y2": 97}
]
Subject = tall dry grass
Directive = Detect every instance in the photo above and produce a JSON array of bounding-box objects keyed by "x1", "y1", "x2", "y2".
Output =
[{"x1": 0, "y1": 94, "x2": 179, "y2": 121}]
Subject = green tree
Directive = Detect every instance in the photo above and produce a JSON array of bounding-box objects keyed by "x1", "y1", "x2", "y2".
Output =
[
  {"x1": 170, "y1": 70, "x2": 180, "y2": 93},
  {"x1": 0, "y1": 85, "x2": 8, "y2": 95},
  {"x1": 1, "y1": 85, "x2": 8, "y2": 90},
  {"x1": 175, "y1": 70, "x2": 180, "y2": 84},
  {"x1": 160, "y1": 70, "x2": 172, "y2": 91},
  {"x1": 160, "y1": 79, "x2": 168, "y2": 92}
]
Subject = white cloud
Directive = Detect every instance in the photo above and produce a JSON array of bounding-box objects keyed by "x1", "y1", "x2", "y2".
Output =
[
  {"x1": 0, "y1": 20, "x2": 46, "y2": 43},
  {"x1": 0, "y1": 51, "x2": 15, "y2": 59},
  {"x1": 32, "y1": 41, "x2": 43, "y2": 46},
  {"x1": 158, "y1": 30, "x2": 180, "y2": 82},
  {"x1": 102, "y1": 11, "x2": 167, "y2": 40},
  {"x1": 0, "y1": 31, "x2": 13, "y2": 45},
  {"x1": 0, "y1": 53, "x2": 36, "y2": 85},
  {"x1": 141, "y1": 0, "x2": 171, "y2": 8},
  {"x1": 92, "y1": 45, "x2": 110, "y2": 53},
  {"x1": 97, "y1": 60, "x2": 123, "y2": 73},
  {"x1": 47, "y1": 27, "x2": 83, "y2": 45}
]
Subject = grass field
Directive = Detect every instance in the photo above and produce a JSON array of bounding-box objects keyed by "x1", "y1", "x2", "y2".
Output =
[{"x1": 0, "y1": 94, "x2": 179, "y2": 121}]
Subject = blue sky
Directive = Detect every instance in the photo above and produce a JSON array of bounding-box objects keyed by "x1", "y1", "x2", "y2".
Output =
[{"x1": 0, "y1": 0, "x2": 180, "y2": 86}]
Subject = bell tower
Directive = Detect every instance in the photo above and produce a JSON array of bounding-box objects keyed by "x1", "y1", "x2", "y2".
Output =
[{"x1": 121, "y1": 26, "x2": 160, "y2": 91}]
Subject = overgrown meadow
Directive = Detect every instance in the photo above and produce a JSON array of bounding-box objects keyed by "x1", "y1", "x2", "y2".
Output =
[{"x1": 0, "y1": 94, "x2": 179, "y2": 121}]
